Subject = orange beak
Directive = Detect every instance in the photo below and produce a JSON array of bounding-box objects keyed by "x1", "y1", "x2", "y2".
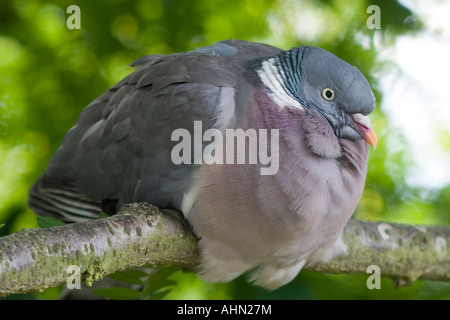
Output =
[
  {"x1": 351, "y1": 113, "x2": 377, "y2": 149},
  {"x1": 363, "y1": 127, "x2": 377, "y2": 149}
]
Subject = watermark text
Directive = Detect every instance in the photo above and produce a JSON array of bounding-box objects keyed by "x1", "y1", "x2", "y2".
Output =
[{"x1": 171, "y1": 121, "x2": 279, "y2": 175}]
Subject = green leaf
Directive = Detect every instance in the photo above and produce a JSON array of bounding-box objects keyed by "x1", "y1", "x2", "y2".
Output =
[
  {"x1": 143, "y1": 279, "x2": 176, "y2": 296},
  {"x1": 145, "y1": 266, "x2": 177, "y2": 285},
  {"x1": 93, "y1": 287, "x2": 142, "y2": 300},
  {"x1": 145, "y1": 289, "x2": 172, "y2": 300},
  {"x1": 99, "y1": 211, "x2": 110, "y2": 219},
  {"x1": 0, "y1": 223, "x2": 5, "y2": 230},
  {"x1": 142, "y1": 266, "x2": 177, "y2": 296},
  {"x1": 36, "y1": 216, "x2": 65, "y2": 228},
  {"x1": 108, "y1": 269, "x2": 147, "y2": 285}
]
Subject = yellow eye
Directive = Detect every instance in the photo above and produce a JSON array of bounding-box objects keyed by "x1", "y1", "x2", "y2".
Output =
[{"x1": 322, "y1": 88, "x2": 335, "y2": 101}]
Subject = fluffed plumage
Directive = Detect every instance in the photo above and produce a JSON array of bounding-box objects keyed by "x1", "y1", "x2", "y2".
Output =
[{"x1": 29, "y1": 39, "x2": 376, "y2": 289}]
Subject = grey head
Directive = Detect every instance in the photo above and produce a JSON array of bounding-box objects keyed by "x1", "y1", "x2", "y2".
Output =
[{"x1": 253, "y1": 45, "x2": 377, "y2": 147}]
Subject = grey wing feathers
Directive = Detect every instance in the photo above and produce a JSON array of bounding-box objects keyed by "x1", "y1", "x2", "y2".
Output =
[
  {"x1": 28, "y1": 46, "x2": 238, "y2": 222},
  {"x1": 196, "y1": 40, "x2": 282, "y2": 58},
  {"x1": 28, "y1": 183, "x2": 102, "y2": 222}
]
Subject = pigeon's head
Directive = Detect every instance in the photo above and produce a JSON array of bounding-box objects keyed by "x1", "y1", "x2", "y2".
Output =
[
  {"x1": 298, "y1": 46, "x2": 377, "y2": 148},
  {"x1": 257, "y1": 46, "x2": 377, "y2": 148}
]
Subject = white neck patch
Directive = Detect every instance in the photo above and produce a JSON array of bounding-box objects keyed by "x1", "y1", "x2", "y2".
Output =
[{"x1": 257, "y1": 58, "x2": 304, "y2": 110}]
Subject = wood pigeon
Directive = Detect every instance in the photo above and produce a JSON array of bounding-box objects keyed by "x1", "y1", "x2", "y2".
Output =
[{"x1": 28, "y1": 39, "x2": 377, "y2": 290}]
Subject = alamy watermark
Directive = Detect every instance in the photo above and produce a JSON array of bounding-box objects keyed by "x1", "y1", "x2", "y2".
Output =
[
  {"x1": 171, "y1": 121, "x2": 279, "y2": 175},
  {"x1": 66, "y1": 265, "x2": 81, "y2": 290},
  {"x1": 66, "y1": 5, "x2": 81, "y2": 30},
  {"x1": 366, "y1": 265, "x2": 381, "y2": 289},
  {"x1": 366, "y1": 5, "x2": 381, "y2": 30}
]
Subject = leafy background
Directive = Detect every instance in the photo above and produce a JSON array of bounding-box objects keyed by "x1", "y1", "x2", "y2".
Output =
[{"x1": 0, "y1": 0, "x2": 449, "y2": 299}]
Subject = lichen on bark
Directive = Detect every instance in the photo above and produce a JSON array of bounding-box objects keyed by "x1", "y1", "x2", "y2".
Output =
[{"x1": 0, "y1": 203, "x2": 199, "y2": 297}]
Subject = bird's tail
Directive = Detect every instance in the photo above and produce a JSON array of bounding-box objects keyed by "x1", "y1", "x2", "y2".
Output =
[{"x1": 28, "y1": 176, "x2": 102, "y2": 223}]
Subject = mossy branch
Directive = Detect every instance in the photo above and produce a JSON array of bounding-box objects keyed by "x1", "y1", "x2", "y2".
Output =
[
  {"x1": 305, "y1": 219, "x2": 450, "y2": 285},
  {"x1": 0, "y1": 203, "x2": 199, "y2": 297},
  {"x1": 0, "y1": 202, "x2": 449, "y2": 297}
]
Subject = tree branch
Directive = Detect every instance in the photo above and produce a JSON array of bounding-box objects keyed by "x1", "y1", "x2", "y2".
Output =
[
  {"x1": 0, "y1": 202, "x2": 449, "y2": 297},
  {"x1": 0, "y1": 203, "x2": 199, "y2": 297},
  {"x1": 305, "y1": 219, "x2": 450, "y2": 285}
]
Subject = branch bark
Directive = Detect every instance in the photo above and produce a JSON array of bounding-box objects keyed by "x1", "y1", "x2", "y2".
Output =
[
  {"x1": 0, "y1": 202, "x2": 449, "y2": 297},
  {"x1": 0, "y1": 203, "x2": 199, "y2": 297}
]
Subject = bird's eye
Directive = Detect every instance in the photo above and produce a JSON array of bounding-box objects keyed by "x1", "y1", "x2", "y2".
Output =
[{"x1": 322, "y1": 88, "x2": 335, "y2": 101}]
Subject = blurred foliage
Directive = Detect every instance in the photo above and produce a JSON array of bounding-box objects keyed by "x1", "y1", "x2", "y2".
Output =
[
  {"x1": 94, "y1": 267, "x2": 177, "y2": 300},
  {"x1": 0, "y1": 0, "x2": 448, "y2": 299}
]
